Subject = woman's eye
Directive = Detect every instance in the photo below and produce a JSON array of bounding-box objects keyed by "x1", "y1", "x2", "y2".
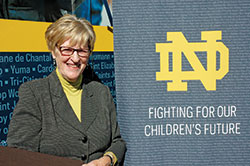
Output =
[{"x1": 62, "y1": 48, "x2": 72, "y2": 52}]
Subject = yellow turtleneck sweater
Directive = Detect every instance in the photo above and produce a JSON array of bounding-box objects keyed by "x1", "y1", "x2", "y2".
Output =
[{"x1": 56, "y1": 68, "x2": 83, "y2": 122}]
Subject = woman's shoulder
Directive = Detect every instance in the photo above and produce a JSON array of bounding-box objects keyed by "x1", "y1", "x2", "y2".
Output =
[
  {"x1": 87, "y1": 80, "x2": 108, "y2": 89},
  {"x1": 85, "y1": 80, "x2": 110, "y2": 93}
]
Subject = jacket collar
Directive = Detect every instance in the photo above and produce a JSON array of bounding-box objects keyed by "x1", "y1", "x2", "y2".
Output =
[
  {"x1": 48, "y1": 70, "x2": 97, "y2": 135},
  {"x1": 48, "y1": 70, "x2": 93, "y2": 98}
]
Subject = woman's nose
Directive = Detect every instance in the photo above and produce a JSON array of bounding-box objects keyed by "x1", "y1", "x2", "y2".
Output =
[{"x1": 71, "y1": 51, "x2": 80, "y2": 62}]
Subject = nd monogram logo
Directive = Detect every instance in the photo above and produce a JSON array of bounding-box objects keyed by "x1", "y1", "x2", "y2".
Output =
[{"x1": 156, "y1": 31, "x2": 229, "y2": 91}]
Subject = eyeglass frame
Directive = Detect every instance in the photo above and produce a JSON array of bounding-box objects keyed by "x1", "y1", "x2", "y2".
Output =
[{"x1": 57, "y1": 45, "x2": 91, "y2": 58}]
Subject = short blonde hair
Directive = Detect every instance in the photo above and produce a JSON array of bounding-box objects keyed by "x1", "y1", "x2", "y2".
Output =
[{"x1": 45, "y1": 14, "x2": 96, "y2": 53}]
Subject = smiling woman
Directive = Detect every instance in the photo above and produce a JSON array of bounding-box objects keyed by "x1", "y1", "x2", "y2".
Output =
[
  {"x1": 7, "y1": 14, "x2": 126, "y2": 166},
  {"x1": 52, "y1": 39, "x2": 90, "y2": 82},
  {"x1": 44, "y1": 14, "x2": 95, "y2": 82}
]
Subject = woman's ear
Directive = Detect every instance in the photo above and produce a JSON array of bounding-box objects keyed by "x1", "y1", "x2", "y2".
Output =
[{"x1": 51, "y1": 51, "x2": 57, "y2": 59}]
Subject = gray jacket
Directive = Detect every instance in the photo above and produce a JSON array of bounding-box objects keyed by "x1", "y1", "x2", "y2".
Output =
[{"x1": 7, "y1": 70, "x2": 126, "y2": 165}]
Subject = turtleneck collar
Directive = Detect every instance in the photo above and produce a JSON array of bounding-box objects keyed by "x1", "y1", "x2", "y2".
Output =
[{"x1": 56, "y1": 68, "x2": 83, "y2": 93}]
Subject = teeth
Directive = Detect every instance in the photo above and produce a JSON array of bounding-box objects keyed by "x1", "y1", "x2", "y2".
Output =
[{"x1": 67, "y1": 63, "x2": 79, "y2": 67}]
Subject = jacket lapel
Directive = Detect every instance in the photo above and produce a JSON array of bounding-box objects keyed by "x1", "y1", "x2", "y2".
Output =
[
  {"x1": 48, "y1": 70, "x2": 99, "y2": 134},
  {"x1": 80, "y1": 81, "x2": 98, "y2": 132},
  {"x1": 48, "y1": 71, "x2": 86, "y2": 134}
]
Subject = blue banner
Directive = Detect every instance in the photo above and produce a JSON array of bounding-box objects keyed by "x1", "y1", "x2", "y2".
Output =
[{"x1": 113, "y1": 0, "x2": 250, "y2": 165}]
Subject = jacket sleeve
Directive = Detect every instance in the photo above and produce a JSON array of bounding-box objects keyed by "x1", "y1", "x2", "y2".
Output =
[
  {"x1": 104, "y1": 86, "x2": 127, "y2": 165},
  {"x1": 7, "y1": 82, "x2": 42, "y2": 152}
]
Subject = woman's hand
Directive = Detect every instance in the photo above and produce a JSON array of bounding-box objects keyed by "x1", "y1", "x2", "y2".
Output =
[{"x1": 82, "y1": 156, "x2": 111, "y2": 166}]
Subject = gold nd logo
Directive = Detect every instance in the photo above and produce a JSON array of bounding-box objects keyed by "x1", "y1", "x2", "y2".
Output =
[{"x1": 156, "y1": 31, "x2": 229, "y2": 91}]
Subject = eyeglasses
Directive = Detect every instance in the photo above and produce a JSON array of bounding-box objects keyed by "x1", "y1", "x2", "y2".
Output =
[{"x1": 58, "y1": 46, "x2": 90, "y2": 57}]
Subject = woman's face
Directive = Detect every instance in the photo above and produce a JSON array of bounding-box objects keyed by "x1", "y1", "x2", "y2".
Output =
[{"x1": 52, "y1": 39, "x2": 90, "y2": 82}]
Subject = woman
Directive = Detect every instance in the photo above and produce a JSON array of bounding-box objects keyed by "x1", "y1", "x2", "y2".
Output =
[{"x1": 7, "y1": 14, "x2": 126, "y2": 166}]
